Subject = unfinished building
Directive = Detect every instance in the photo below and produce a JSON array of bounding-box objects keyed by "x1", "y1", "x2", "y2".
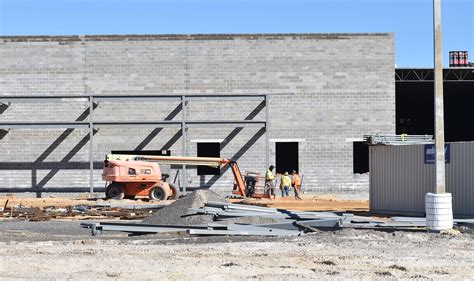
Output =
[{"x1": 0, "y1": 33, "x2": 395, "y2": 196}]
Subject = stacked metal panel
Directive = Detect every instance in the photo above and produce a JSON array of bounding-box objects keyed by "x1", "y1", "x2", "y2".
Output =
[{"x1": 80, "y1": 201, "x2": 474, "y2": 236}]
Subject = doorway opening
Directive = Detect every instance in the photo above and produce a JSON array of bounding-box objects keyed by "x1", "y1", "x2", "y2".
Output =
[{"x1": 353, "y1": 142, "x2": 369, "y2": 174}]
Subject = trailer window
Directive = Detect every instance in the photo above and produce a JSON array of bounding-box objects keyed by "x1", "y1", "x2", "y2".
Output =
[
  {"x1": 128, "y1": 168, "x2": 137, "y2": 175},
  {"x1": 197, "y1": 142, "x2": 220, "y2": 175}
]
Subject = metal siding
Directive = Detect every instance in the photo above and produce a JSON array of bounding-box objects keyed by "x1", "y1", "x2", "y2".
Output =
[
  {"x1": 446, "y1": 142, "x2": 474, "y2": 215},
  {"x1": 370, "y1": 142, "x2": 474, "y2": 216}
]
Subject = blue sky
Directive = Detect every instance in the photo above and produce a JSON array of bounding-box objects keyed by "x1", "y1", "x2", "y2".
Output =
[{"x1": 0, "y1": 0, "x2": 472, "y2": 67}]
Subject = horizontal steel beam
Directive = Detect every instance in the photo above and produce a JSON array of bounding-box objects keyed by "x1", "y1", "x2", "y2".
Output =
[
  {"x1": 0, "y1": 97, "x2": 89, "y2": 103},
  {"x1": 0, "y1": 120, "x2": 266, "y2": 129},
  {"x1": 186, "y1": 120, "x2": 266, "y2": 125},
  {"x1": 0, "y1": 161, "x2": 103, "y2": 170},
  {"x1": 187, "y1": 228, "x2": 300, "y2": 237},
  {"x1": 93, "y1": 121, "x2": 182, "y2": 128},
  {"x1": 93, "y1": 96, "x2": 181, "y2": 102},
  {"x1": 0, "y1": 94, "x2": 268, "y2": 100},
  {"x1": 0, "y1": 122, "x2": 89, "y2": 129},
  {"x1": 87, "y1": 224, "x2": 195, "y2": 234}
]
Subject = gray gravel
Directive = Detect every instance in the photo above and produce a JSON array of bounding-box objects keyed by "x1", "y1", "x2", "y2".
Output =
[
  {"x1": 0, "y1": 220, "x2": 97, "y2": 242},
  {"x1": 142, "y1": 190, "x2": 226, "y2": 226}
]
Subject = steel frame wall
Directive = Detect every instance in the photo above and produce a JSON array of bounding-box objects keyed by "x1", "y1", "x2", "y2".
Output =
[
  {"x1": 0, "y1": 94, "x2": 269, "y2": 194},
  {"x1": 395, "y1": 67, "x2": 474, "y2": 82}
]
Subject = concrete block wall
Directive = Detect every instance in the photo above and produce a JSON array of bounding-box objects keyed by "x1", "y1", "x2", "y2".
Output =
[{"x1": 0, "y1": 34, "x2": 395, "y2": 196}]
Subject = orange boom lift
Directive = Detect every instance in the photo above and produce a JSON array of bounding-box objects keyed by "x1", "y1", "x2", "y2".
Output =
[{"x1": 102, "y1": 154, "x2": 270, "y2": 200}]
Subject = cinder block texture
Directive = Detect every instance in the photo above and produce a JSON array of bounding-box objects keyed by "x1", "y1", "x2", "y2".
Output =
[{"x1": 0, "y1": 34, "x2": 395, "y2": 195}]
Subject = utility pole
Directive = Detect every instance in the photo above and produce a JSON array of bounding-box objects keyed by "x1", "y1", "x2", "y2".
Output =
[
  {"x1": 426, "y1": 0, "x2": 452, "y2": 232},
  {"x1": 433, "y1": 0, "x2": 445, "y2": 194}
]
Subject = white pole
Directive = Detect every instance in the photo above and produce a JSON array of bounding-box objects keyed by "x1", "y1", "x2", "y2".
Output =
[
  {"x1": 433, "y1": 0, "x2": 446, "y2": 194},
  {"x1": 426, "y1": 0, "x2": 453, "y2": 231}
]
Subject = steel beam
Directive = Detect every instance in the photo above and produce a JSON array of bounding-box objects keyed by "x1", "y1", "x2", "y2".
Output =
[
  {"x1": 186, "y1": 120, "x2": 266, "y2": 125},
  {"x1": 93, "y1": 96, "x2": 180, "y2": 102},
  {"x1": 0, "y1": 122, "x2": 89, "y2": 129},
  {"x1": 187, "y1": 228, "x2": 300, "y2": 237},
  {"x1": 181, "y1": 95, "x2": 187, "y2": 194},
  {"x1": 92, "y1": 121, "x2": 181, "y2": 128},
  {"x1": 0, "y1": 96, "x2": 89, "y2": 103},
  {"x1": 88, "y1": 96, "x2": 95, "y2": 195},
  {"x1": 265, "y1": 94, "x2": 270, "y2": 169}
]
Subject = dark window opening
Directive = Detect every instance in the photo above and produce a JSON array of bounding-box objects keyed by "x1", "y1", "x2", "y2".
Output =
[
  {"x1": 396, "y1": 81, "x2": 474, "y2": 141},
  {"x1": 112, "y1": 150, "x2": 171, "y2": 156},
  {"x1": 197, "y1": 143, "x2": 220, "y2": 175},
  {"x1": 275, "y1": 142, "x2": 298, "y2": 174},
  {"x1": 128, "y1": 168, "x2": 136, "y2": 175},
  {"x1": 353, "y1": 142, "x2": 369, "y2": 174}
]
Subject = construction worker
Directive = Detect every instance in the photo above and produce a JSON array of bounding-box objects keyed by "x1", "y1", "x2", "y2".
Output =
[
  {"x1": 292, "y1": 170, "x2": 302, "y2": 200},
  {"x1": 265, "y1": 165, "x2": 275, "y2": 198},
  {"x1": 280, "y1": 171, "x2": 291, "y2": 197}
]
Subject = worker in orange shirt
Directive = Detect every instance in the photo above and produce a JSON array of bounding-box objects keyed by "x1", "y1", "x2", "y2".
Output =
[{"x1": 291, "y1": 170, "x2": 302, "y2": 200}]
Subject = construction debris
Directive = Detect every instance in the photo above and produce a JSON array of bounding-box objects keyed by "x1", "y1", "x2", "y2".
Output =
[
  {"x1": 364, "y1": 134, "x2": 434, "y2": 145},
  {"x1": 80, "y1": 199, "x2": 474, "y2": 237},
  {"x1": 0, "y1": 202, "x2": 166, "y2": 221}
]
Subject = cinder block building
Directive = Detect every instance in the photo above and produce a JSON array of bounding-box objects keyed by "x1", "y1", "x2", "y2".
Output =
[{"x1": 0, "y1": 33, "x2": 395, "y2": 196}]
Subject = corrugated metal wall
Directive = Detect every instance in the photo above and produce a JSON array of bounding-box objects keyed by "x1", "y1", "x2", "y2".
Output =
[{"x1": 370, "y1": 142, "x2": 474, "y2": 216}]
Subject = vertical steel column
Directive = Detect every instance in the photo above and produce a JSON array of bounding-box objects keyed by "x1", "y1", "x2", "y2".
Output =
[
  {"x1": 433, "y1": 0, "x2": 446, "y2": 194},
  {"x1": 181, "y1": 95, "x2": 187, "y2": 193},
  {"x1": 89, "y1": 96, "x2": 94, "y2": 195},
  {"x1": 265, "y1": 95, "x2": 269, "y2": 168}
]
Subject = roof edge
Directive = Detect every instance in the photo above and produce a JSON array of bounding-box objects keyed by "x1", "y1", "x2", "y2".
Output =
[{"x1": 0, "y1": 33, "x2": 394, "y2": 42}]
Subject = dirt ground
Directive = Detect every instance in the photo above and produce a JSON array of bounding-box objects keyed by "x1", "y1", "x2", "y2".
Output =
[
  {"x1": 237, "y1": 195, "x2": 368, "y2": 212},
  {"x1": 0, "y1": 221, "x2": 472, "y2": 280},
  {"x1": 1, "y1": 194, "x2": 367, "y2": 212},
  {"x1": 0, "y1": 195, "x2": 472, "y2": 280}
]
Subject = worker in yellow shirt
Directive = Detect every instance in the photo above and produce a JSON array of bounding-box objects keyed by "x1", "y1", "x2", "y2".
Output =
[
  {"x1": 280, "y1": 171, "x2": 291, "y2": 197},
  {"x1": 265, "y1": 165, "x2": 275, "y2": 198},
  {"x1": 292, "y1": 170, "x2": 302, "y2": 200}
]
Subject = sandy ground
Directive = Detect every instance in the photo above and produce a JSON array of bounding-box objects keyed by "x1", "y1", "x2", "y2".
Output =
[
  {"x1": 1, "y1": 194, "x2": 367, "y2": 212},
  {"x1": 239, "y1": 195, "x2": 368, "y2": 212},
  {"x1": 0, "y1": 221, "x2": 473, "y2": 280}
]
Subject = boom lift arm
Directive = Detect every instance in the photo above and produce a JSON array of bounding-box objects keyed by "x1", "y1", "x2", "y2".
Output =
[{"x1": 106, "y1": 154, "x2": 248, "y2": 197}]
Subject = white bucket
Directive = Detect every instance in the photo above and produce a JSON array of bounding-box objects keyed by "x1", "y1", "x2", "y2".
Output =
[{"x1": 425, "y1": 192, "x2": 453, "y2": 231}]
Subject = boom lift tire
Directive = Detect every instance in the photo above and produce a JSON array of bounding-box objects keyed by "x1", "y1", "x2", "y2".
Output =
[
  {"x1": 105, "y1": 183, "x2": 125, "y2": 200},
  {"x1": 149, "y1": 185, "x2": 167, "y2": 200},
  {"x1": 168, "y1": 183, "x2": 180, "y2": 200}
]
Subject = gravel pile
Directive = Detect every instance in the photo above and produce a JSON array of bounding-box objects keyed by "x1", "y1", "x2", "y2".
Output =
[{"x1": 142, "y1": 190, "x2": 226, "y2": 226}]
